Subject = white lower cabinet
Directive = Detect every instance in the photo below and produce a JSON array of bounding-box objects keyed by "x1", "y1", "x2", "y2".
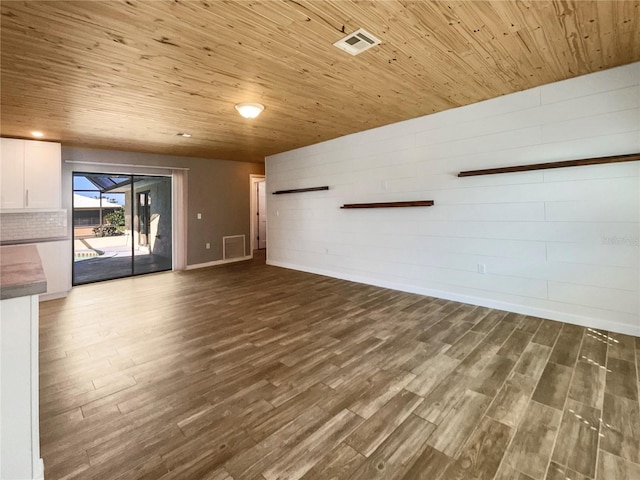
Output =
[
  {"x1": 0, "y1": 295, "x2": 44, "y2": 480},
  {"x1": 36, "y1": 240, "x2": 71, "y2": 299}
]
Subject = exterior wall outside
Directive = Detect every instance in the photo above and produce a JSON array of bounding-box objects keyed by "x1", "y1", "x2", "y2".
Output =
[
  {"x1": 266, "y1": 62, "x2": 640, "y2": 336},
  {"x1": 129, "y1": 176, "x2": 172, "y2": 260}
]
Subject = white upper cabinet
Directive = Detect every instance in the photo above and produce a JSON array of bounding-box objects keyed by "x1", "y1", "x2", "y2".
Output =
[
  {"x1": 0, "y1": 138, "x2": 61, "y2": 209},
  {"x1": 0, "y1": 138, "x2": 25, "y2": 209},
  {"x1": 23, "y1": 140, "x2": 62, "y2": 208}
]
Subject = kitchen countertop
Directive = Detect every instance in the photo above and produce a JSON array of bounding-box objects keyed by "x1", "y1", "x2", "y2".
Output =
[
  {"x1": 0, "y1": 236, "x2": 69, "y2": 246},
  {"x1": 0, "y1": 245, "x2": 47, "y2": 300}
]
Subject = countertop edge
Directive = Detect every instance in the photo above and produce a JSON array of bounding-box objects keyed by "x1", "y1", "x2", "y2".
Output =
[
  {"x1": 0, "y1": 245, "x2": 48, "y2": 300},
  {"x1": 1, "y1": 236, "x2": 69, "y2": 246},
  {"x1": 0, "y1": 280, "x2": 47, "y2": 300}
]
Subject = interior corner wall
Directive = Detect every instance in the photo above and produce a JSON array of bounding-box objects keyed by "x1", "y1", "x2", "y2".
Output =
[
  {"x1": 266, "y1": 62, "x2": 640, "y2": 336},
  {"x1": 61, "y1": 148, "x2": 264, "y2": 267}
]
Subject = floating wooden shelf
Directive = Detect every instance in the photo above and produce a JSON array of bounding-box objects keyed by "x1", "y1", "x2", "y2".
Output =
[
  {"x1": 341, "y1": 200, "x2": 434, "y2": 209},
  {"x1": 272, "y1": 186, "x2": 329, "y2": 195},
  {"x1": 458, "y1": 152, "x2": 640, "y2": 177}
]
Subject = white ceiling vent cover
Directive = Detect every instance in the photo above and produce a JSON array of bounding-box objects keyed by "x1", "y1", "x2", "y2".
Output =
[{"x1": 333, "y1": 28, "x2": 381, "y2": 56}]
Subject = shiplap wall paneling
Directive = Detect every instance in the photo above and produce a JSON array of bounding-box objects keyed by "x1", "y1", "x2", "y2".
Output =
[{"x1": 266, "y1": 62, "x2": 640, "y2": 336}]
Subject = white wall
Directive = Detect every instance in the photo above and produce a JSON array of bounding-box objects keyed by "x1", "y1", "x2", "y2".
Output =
[{"x1": 266, "y1": 62, "x2": 640, "y2": 336}]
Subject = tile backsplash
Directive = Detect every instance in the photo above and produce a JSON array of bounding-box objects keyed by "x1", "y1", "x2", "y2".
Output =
[{"x1": 0, "y1": 210, "x2": 67, "y2": 242}]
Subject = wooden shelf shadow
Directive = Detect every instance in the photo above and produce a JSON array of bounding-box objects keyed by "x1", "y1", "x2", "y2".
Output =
[
  {"x1": 458, "y1": 153, "x2": 640, "y2": 177},
  {"x1": 272, "y1": 186, "x2": 329, "y2": 195},
  {"x1": 341, "y1": 200, "x2": 434, "y2": 209}
]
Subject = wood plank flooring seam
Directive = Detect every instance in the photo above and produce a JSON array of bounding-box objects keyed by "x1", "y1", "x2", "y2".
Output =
[
  {"x1": 493, "y1": 319, "x2": 581, "y2": 480},
  {"x1": 594, "y1": 327, "x2": 612, "y2": 480},
  {"x1": 545, "y1": 325, "x2": 593, "y2": 479}
]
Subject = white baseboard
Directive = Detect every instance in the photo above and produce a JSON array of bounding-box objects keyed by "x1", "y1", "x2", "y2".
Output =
[
  {"x1": 39, "y1": 291, "x2": 69, "y2": 302},
  {"x1": 267, "y1": 260, "x2": 640, "y2": 337},
  {"x1": 186, "y1": 255, "x2": 253, "y2": 270},
  {"x1": 34, "y1": 458, "x2": 45, "y2": 480}
]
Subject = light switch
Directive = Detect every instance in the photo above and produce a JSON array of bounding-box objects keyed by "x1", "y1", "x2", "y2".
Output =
[{"x1": 197, "y1": 213, "x2": 202, "y2": 219}]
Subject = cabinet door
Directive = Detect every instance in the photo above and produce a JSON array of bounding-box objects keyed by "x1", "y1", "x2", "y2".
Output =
[
  {"x1": 0, "y1": 295, "x2": 41, "y2": 479},
  {"x1": 0, "y1": 138, "x2": 25, "y2": 208},
  {"x1": 24, "y1": 140, "x2": 61, "y2": 209}
]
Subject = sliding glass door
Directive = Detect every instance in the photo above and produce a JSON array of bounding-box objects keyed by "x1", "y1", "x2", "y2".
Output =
[
  {"x1": 131, "y1": 175, "x2": 172, "y2": 276},
  {"x1": 72, "y1": 173, "x2": 172, "y2": 285}
]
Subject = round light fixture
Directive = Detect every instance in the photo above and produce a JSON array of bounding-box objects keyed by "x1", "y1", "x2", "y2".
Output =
[
  {"x1": 31, "y1": 131, "x2": 44, "y2": 138},
  {"x1": 177, "y1": 132, "x2": 192, "y2": 138},
  {"x1": 235, "y1": 103, "x2": 265, "y2": 119}
]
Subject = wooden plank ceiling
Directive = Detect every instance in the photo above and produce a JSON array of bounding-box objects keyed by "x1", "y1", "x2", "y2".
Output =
[{"x1": 1, "y1": 1, "x2": 639, "y2": 163}]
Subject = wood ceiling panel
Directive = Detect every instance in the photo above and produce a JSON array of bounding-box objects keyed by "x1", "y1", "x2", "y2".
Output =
[{"x1": 1, "y1": 0, "x2": 638, "y2": 163}]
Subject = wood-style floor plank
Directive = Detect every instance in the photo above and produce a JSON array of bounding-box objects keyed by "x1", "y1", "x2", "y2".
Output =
[
  {"x1": 551, "y1": 399, "x2": 600, "y2": 477},
  {"x1": 441, "y1": 416, "x2": 512, "y2": 480},
  {"x1": 496, "y1": 400, "x2": 562, "y2": 479},
  {"x1": 486, "y1": 372, "x2": 537, "y2": 428},
  {"x1": 38, "y1": 251, "x2": 640, "y2": 480}
]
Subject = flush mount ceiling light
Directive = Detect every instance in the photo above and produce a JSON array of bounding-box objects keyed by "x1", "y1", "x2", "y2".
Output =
[
  {"x1": 176, "y1": 132, "x2": 192, "y2": 137},
  {"x1": 31, "y1": 131, "x2": 44, "y2": 137},
  {"x1": 235, "y1": 103, "x2": 265, "y2": 119}
]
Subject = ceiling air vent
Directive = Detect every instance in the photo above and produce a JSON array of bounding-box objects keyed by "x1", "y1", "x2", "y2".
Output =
[{"x1": 333, "y1": 28, "x2": 381, "y2": 56}]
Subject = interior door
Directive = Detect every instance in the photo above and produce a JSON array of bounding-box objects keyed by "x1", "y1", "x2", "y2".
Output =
[{"x1": 257, "y1": 180, "x2": 267, "y2": 249}]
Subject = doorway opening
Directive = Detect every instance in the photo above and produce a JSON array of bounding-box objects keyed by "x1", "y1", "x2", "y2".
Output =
[
  {"x1": 250, "y1": 175, "x2": 266, "y2": 253},
  {"x1": 72, "y1": 172, "x2": 173, "y2": 285}
]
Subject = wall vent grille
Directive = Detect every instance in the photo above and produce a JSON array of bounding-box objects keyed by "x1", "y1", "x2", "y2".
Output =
[
  {"x1": 333, "y1": 28, "x2": 381, "y2": 56},
  {"x1": 223, "y1": 235, "x2": 246, "y2": 260}
]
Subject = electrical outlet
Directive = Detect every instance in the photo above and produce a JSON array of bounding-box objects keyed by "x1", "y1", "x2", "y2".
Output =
[
  {"x1": 477, "y1": 263, "x2": 486, "y2": 274},
  {"x1": 197, "y1": 213, "x2": 202, "y2": 220},
  {"x1": 205, "y1": 242, "x2": 210, "y2": 249}
]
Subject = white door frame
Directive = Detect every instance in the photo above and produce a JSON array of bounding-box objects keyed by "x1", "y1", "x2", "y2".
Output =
[{"x1": 249, "y1": 174, "x2": 265, "y2": 252}]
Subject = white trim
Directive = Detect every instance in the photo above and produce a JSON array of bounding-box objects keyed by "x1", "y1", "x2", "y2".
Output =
[
  {"x1": 171, "y1": 170, "x2": 188, "y2": 270},
  {"x1": 267, "y1": 260, "x2": 640, "y2": 337},
  {"x1": 249, "y1": 174, "x2": 265, "y2": 251},
  {"x1": 30, "y1": 295, "x2": 40, "y2": 480},
  {"x1": 65, "y1": 160, "x2": 189, "y2": 171},
  {"x1": 34, "y1": 458, "x2": 45, "y2": 480},
  {"x1": 186, "y1": 255, "x2": 253, "y2": 270}
]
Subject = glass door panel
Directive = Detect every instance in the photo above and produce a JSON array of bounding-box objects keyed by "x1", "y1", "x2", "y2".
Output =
[
  {"x1": 132, "y1": 175, "x2": 172, "y2": 276},
  {"x1": 72, "y1": 173, "x2": 132, "y2": 285}
]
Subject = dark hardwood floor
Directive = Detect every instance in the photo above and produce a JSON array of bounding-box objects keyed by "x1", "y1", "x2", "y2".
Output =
[{"x1": 39, "y1": 251, "x2": 640, "y2": 480}]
